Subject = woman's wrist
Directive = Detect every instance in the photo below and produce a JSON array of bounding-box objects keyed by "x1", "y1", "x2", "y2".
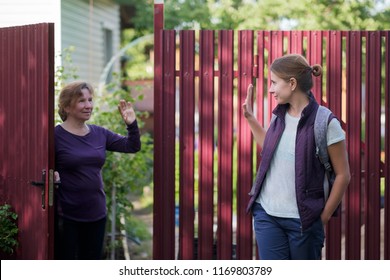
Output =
[{"x1": 126, "y1": 119, "x2": 137, "y2": 126}]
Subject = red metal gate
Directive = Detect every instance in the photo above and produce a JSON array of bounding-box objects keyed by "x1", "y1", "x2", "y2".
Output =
[
  {"x1": 0, "y1": 23, "x2": 55, "y2": 259},
  {"x1": 153, "y1": 4, "x2": 390, "y2": 260}
]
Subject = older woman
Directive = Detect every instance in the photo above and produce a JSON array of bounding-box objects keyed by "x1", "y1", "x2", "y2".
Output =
[{"x1": 54, "y1": 81, "x2": 141, "y2": 259}]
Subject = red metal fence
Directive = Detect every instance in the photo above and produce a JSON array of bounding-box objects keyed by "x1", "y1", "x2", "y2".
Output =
[{"x1": 153, "y1": 6, "x2": 390, "y2": 261}]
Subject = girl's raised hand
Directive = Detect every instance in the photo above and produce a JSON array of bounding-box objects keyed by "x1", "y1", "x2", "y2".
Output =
[{"x1": 242, "y1": 84, "x2": 254, "y2": 118}]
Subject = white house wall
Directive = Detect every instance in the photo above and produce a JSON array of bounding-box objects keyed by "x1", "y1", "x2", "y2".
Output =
[
  {"x1": 0, "y1": 0, "x2": 120, "y2": 87},
  {"x1": 61, "y1": 0, "x2": 120, "y2": 86}
]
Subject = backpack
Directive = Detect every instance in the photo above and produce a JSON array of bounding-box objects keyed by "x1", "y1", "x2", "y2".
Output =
[
  {"x1": 313, "y1": 105, "x2": 335, "y2": 202},
  {"x1": 270, "y1": 105, "x2": 335, "y2": 201}
]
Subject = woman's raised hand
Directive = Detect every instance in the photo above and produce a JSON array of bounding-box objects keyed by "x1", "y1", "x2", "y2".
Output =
[{"x1": 118, "y1": 100, "x2": 136, "y2": 125}]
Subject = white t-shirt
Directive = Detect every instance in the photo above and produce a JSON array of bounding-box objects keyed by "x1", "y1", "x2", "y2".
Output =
[{"x1": 256, "y1": 112, "x2": 345, "y2": 218}]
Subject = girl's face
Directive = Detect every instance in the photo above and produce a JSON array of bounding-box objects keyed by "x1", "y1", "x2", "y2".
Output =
[
  {"x1": 66, "y1": 88, "x2": 93, "y2": 122},
  {"x1": 269, "y1": 71, "x2": 293, "y2": 104}
]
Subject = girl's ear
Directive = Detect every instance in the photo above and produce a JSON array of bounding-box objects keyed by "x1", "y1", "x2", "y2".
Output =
[{"x1": 289, "y1": 77, "x2": 297, "y2": 91}]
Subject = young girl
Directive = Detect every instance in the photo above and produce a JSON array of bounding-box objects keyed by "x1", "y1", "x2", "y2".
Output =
[{"x1": 243, "y1": 54, "x2": 350, "y2": 260}]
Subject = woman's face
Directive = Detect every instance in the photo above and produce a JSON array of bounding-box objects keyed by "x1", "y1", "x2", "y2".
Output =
[
  {"x1": 269, "y1": 71, "x2": 293, "y2": 104},
  {"x1": 66, "y1": 88, "x2": 93, "y2": 122}
]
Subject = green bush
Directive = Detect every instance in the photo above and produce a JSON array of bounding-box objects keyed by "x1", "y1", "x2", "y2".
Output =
[{"x1": 0, "y1": 204, "x2": 18, "y2": 255}]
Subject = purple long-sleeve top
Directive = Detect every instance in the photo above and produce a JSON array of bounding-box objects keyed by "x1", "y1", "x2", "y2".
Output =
[{"x1": 54, "y1": 121, "x2": 141, "y2": 222}]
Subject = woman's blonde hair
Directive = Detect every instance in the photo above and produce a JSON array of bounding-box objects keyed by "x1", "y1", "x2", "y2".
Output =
[
  {"x1": 58, "y1": 81, "x2": 94, "y2": 121},
  {"x1": 270, "y1": 54, "x2": 322, "y2": 93}
]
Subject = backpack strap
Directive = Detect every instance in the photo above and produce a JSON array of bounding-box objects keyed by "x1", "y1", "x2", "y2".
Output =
[
  {"x1": 314, "y1": 105, "x2": 335, "y2": 201},
  {"x1": 314, "y1": 105, "x2": 333, "y2": 173}
]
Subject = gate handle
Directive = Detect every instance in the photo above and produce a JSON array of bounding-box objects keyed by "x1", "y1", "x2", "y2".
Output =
[
  {"x1": 31, "y1": 169, "x2": 46, "y2": 189},
  {"x1": 30, "y1": 169, "x2": 46, "y2": 209}
]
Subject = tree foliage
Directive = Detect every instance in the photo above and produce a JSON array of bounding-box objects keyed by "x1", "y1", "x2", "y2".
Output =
[
  {"x1": 121, "y1": 0, "x2": 390, "y2": 32},
  {"x1": 121, "y1": 0, "x2": 390, "y2": 79}
]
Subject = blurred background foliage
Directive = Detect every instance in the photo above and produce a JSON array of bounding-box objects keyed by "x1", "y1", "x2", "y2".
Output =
[
  {"x1": 119, "y1": 0, "x2": 390, "y2": 32},
  {"x1": 119, "y1": 0, "x2": 390, "y2": 79}
]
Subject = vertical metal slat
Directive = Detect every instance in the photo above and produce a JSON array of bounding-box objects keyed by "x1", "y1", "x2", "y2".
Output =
[
  {"x1": 178, "y1": 30, "x2": 195, "y2": 260},
  {"x1": 307, "y1": 31, "x2": 323, "y2": 102},
  {"x1": 155, "y1": 29, "x2": 176, "y2": 259},
  {"x1": 345, "y1": 31, "x2": 362, "y2": 260},
  {"x1": 237, "y1": 30, "x2": 254, "y2": 260},
  {"x1": 198, "y1": 30, "x2": 216, "y2": 260},
  {"x1": 364, "y1": 31, "x2": 382, "y2": 260},
  {"x1": 325, "y1": 30, "x2": 343, "y2": 260},
  {"x1": 384, "y1": 30, "x2": 390, "y2": 260},
  {"x1": 152, "y1": 2, "x2": 165, "y2": 260},
  {"x1": 217, "y1": 30, "x2": 234, "y2": 260}
]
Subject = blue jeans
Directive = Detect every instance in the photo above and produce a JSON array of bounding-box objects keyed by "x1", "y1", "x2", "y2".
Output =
[{"x1": 252, "y1": 203, "x2": 324, "y2": 260}]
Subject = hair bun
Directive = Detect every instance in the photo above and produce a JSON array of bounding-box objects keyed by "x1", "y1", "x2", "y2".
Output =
[{"x1": 311, "y1": 64, "x2": 322, "y2": 77}]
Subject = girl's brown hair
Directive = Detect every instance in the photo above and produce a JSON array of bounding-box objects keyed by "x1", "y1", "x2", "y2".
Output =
[
  {"x1": 58, "y1": 81, "x2": 94, "y2": 121},
  {"x1": 270, "y1": 54, "x2": 322, "y2": 93}
]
